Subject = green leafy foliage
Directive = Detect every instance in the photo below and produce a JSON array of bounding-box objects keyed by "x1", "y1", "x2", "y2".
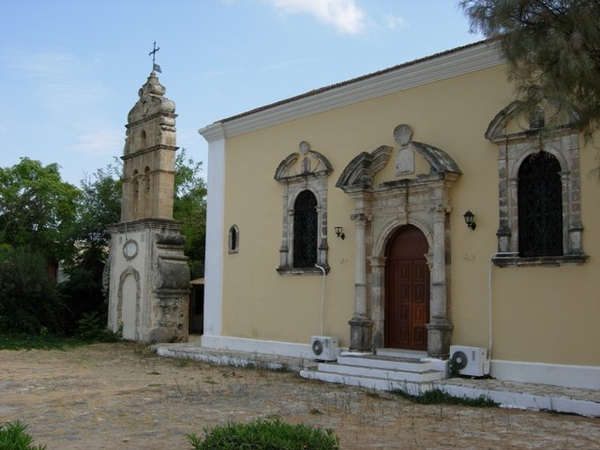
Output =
[
  {"x1": 0, "y1": 158, "x2": 80, "y2": 265},
  {"x1": 0, "y1": 247, "x2": 68, "y2": 335},
  {"x1": 187, "y1": 419, "x2": 339, "y2": 450},
  {"x1": 173, "y1": 149, "x2": 207, "y2": 279},
  {"x1": 75, "y1": 311, "x2": 122, "y2": 343},
  {"x1": 70, "y1": 163, "x2": 121, "y2": 251},
  {"x1": 0, "y1": 150, "x2": 205, "y2": 337},
  {"x1": 391, "y1": 388, "x2": 498, "y2": 407},
  {"x1": 0, "y1": 330, "x2": 122, "y2": 350},
  {"x1": 459, "y1": 0, "x2": 600, "y2": 136},
  {"x1": 0, "y1": 421, "x2": 46, "y2": 450},
  {"x1": 57, "y1": 162, "x2": 121, "y2": 333}
]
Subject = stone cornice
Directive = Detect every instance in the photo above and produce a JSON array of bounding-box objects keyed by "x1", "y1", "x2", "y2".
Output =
[
  {"x1": 108, "y1": 218, "x2": 183, "y2": 234},
  {"x1": 199, "y1": 122, "x2": 225, "y2": 143}
]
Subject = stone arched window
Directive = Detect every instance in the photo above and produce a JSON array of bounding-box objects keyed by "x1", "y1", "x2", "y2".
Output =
[
  {"x1": 518, "y1": 151, "x2": 562, "y2": 257},
  {"x1": 132, "y1": 169, "x2": 140, "y2": 217},
  {"x1": 293, "y1": 190, "x2": 318, "y2": 268},
  {"x1": 485, "y1": 94, "x2": 587, "y2": 267},
  {"x1": 275, "y1": 141, "x2": 332, "y2": 275},
  {"x1": 228, "y1": 225, "x2": 239, "y2": 254}
]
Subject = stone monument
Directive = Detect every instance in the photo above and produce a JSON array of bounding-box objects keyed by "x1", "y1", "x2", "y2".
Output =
[{"x1": 107, "y1": 46, "x2": 190, "y2": 342}]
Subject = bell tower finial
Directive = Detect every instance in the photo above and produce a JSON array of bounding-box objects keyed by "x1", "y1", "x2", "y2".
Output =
[{"x1": 149, "y1": 41, "x2": 162, "y2": 73}]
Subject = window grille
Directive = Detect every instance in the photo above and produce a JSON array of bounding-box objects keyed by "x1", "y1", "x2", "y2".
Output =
[
  {"x1": 293, "y1": 190, "x2": 318, "y2": 267},
  {"x1": 518, "y1": 151, "x2": 562, "y2": 257}
]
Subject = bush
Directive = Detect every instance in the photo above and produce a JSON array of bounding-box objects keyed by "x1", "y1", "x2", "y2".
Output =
[
  {"x1": 0, "y1": 421, "x2": 46, "y2": 450},
  {"x1": 391, "y1": 387, "x2": 498, "y2": 407},
  {"x1": 0, "y1": 247, "x2": 68, "y2": 335},
  {"x1": 187, "y1": 418, "x2": 339, "y2": 450}
]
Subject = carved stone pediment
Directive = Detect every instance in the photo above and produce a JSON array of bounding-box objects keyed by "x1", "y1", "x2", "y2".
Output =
[
  {"x1": 335, "y1": 146, "x2": 392, "y2": 190},
  {"x1": 336, "y1": 124, "x2": 461, "y2": 192},
  {"x1": 485, "y1": 90, "x2": 580, "y2": 144},
  {"x1": 274, "y1": 141, "x2": 333, "y2": 182}
]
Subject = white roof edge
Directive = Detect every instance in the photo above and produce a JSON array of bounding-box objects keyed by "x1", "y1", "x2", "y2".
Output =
[
  {"x1": 198, "y1": 121, "x2": 225, "y2": 143},
  {"x1": 200, "y1": 41, "x2": 502, "y2": 143}
]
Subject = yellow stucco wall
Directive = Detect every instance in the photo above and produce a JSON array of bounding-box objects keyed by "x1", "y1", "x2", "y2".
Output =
[{"x1": 217, "y1": 62, "x2": 600, "y2": 366}]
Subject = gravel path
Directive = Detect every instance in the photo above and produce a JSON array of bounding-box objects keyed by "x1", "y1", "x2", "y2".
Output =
[{"x1": 0, "y1": 342, "x2": 598, "y2": 449}]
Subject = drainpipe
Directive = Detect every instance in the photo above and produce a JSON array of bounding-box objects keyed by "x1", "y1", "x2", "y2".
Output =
[{"x1": 315, "y1": 264, "x2": 327, "y2": 336}]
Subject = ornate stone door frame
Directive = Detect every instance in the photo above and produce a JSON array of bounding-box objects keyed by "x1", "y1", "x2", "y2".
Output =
[{"x1": 336, "y1": 125, "x2": 461, "y2": 358}]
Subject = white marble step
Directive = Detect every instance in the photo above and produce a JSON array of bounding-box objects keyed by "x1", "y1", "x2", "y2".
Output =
[
  {"x1": 315, "y1": 360, "x2": 445, "y2": 383},
  {"x1": 336, "y1": 354, "x2": 435, "y2": 373},
  {"x1": 300, "y1": 368, "x2": 435, "y2": 395}
]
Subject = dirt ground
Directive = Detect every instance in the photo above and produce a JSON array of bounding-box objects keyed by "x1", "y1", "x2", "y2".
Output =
[{"x1": 0, "y1": 342, "x2": 598, "y2": 450}]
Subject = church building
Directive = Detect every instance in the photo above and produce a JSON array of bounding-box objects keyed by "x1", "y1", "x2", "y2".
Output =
[{"x1": 198, "y1": 41, "x2": 599, "y2": 391}]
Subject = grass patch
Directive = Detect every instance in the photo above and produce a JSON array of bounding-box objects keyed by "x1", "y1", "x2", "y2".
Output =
[
  {"x1": 187, "y1": 418, "x2": 339, "y2": 450},
  {"x1": 0, "y1": 331, "x2": 121, "y2": 351},
  {"x1": 391, "y1": 388, "x2": 498, "y2": 407},
  {"x1": 0, "y1": 421, "x2": 46, "y2": 449}
]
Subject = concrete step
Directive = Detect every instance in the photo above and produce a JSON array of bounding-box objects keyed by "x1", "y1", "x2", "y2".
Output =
[
  {"x1": 317, "y1": 361, "x2": 445, "y2": 383},
  {"x1": 336, "y1": 354, "x2": 435, "y2": 372},
  {"x1": 300, "y1": 368, "x2": 435, "y2": 395},
  {"x1": 376, "y1": 348, "x2": 428, "y2": 359}
]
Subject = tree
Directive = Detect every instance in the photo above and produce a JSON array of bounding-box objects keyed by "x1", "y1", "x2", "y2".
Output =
[
  {"x1": 0, "y1": 246, "x2": 68, "y2": 335},
  {"x1": 0, "y1": 158, "x2": 80, "y2": 271},
  {"x1": 173, "y1": 150, "x2": 207, "y2": 279},
  {"x1": 59, "y1": 163, "x2": 122, "y2": 328},
  {"x1": 57, "y1": 150, "x2": 206, "y2": 331},
  {"x1": 72, "y1": 162, "x2": 122, "y2": 253},
  {"x1": 459, "y1": 0, "x2": 600, "y2": 136}
]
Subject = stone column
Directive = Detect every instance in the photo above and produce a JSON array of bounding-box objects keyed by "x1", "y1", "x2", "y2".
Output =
[
  {"x1": 426, "y1": 205, "x2": 453, "y2": 358},
  {"x1": 348, "y1": 213, "x2": 373, "y2": 353},
  {"x1": 369, "y1": 256, "x2": 386, "y2": 349}
]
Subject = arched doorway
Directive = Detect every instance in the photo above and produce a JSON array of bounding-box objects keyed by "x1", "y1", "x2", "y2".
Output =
[{"x1": 384, "y1": 225, "x2": 430, "y2": 350}]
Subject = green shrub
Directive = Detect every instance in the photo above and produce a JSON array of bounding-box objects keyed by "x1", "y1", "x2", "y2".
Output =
[
  {"x1": 0, "y1": 421, "x2": 46, "y2": 450},
  {"x1": 187, "y1": 418, "x2": 339, "y2": 450},
  {"x1": 0, "y1": 247, "x2": 68, "y2": 335},
  {"x1": 391, "y1": 387, "x2": 498, "y2": 407},
  {"x1": 75, "y1": 311, "x2": 121, "y2": 343}
]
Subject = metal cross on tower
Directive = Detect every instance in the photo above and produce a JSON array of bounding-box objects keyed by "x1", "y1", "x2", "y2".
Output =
[{"x1": 149, "y1": 41, "x2": 162, "y2": 73}]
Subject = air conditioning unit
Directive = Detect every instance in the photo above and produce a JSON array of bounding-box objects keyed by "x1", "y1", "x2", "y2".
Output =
[
  {"x1": 450, "y1": 345, "x2": 490, "y2": 377},
  {"x1": 310, "y1": 336, "x2": 339, "y2": 361}
]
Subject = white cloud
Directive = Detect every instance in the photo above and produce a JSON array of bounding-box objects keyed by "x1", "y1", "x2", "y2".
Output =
[
  {"x1": 265, "y1": 0, "x2": 367, "y2": 35},
  {"x1": 6, "y1": 50, "x2": 78, "y2": 79},
  {"x1": 68, "y1": 127, "x2": 123, "y2": 157},
  {"x1": 386, "y1": 14, "x2": 407, "y2": 31},
  {"x1": 5, "y1": 50, "x2": 110, "y2": 122}
]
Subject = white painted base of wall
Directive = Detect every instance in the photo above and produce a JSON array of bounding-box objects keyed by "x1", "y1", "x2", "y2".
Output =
[
  {"x1": 200, "y1": 334, "x2": 315, "y2": 360},
  {"x1": 199, "y1": 335, "x2": 599, "y2": 391},
  {"x1": 491, "y1": 360, "x2": 600, "y2": 390}
]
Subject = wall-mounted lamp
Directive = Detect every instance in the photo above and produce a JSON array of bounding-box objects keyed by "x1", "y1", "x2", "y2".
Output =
[
  {"x1": 463, "y1": 210, "x2": 476, "y2": 230},
  {"x1": 334, "y1": 226, "x2": 345, "y2": 240}
]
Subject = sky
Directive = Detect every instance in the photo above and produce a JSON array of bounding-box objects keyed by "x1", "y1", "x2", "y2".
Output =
[{"x1": 0, "y1": 0, "x2": 482, "y2": 185}]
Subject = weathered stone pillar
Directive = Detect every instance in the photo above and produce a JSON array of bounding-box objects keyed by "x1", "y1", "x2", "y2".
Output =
[
  {"x1": 348, "y1": 213, "x2": 373, "y2": 353},
  {"x1": 369, "y1": 256, "x2": 386, "y2": 349},
  {"x1": 426, "y1": 205, "x2": 453, "y2": 358}
]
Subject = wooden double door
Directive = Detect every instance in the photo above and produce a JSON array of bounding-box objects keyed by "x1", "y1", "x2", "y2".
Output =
[{"x1": 384, "y1": 225, "x2": 430, "y2": 351}]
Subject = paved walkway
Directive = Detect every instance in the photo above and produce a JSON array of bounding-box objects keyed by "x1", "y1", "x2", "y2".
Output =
[{"x1": 154, "y1": 341, "x2": 600, "y2": 418}]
